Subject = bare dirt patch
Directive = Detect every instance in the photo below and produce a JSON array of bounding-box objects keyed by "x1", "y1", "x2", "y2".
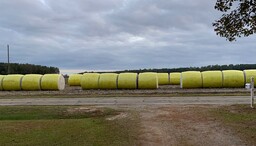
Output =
[
  {"x1": 67, "y1": 107, "x2": 102, "y2": 114},
  {"x1": 136, "y1": 105, "x2": 247, "y2": 146},
  {"x1": 106, "y1": 112, "x2": 129, "y2": 121}
]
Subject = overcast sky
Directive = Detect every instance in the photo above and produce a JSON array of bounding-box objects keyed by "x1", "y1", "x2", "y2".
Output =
[{"x1": 0, "y1": 0, "x2": 255, "y2": 74}]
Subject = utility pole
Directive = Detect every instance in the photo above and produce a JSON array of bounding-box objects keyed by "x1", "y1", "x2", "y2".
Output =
[{"x1": 7, "y1": 44, "x2": 10, "y2": 74}]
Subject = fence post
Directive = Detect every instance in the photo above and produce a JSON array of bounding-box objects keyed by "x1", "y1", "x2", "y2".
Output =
[{"x1": 251, "y1": 77, "x2": 254, "y2": 108}]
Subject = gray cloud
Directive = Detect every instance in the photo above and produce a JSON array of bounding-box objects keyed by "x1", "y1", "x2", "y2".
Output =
[{"x1": 0, "y1": 0, "x2": 255, "y2": 74}]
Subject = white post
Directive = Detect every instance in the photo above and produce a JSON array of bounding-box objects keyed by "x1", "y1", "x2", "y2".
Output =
[{"x1": 251, "y1": 77, "x2": 254, "y2": 108}]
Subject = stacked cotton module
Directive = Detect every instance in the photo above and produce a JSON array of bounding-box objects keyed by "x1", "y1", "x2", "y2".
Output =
[
  {"x1": 118, "y1": 73, "x2": 138, "y2": 89},
  {"x1": 222, "y1": 70, "x2": 245, "y2": 88},
  {"x1": 244, "y1": 70, "x2": 256, "y2": 86},
  {"x1": 68, "y1": 74, "x2": 82, "y2": 86},
  {"x1": 21, "y1": 74, "x2": 43, "y2": 91},
  {"x1": 138, "y1": 72, "x2": 158, "y2": 89},
  {"x1": 202, "y1": 71, "x2": 223, "y2": 88},
  {"x1": 157, "y1": 73, "x2": 169, "y2": 85},
  {"x1": 2, "y1": 75, "x2": 24, "y2": 91},
  {"x1": 41, "y1": 74, "x2": 65, "y2": 91},
  {"x1": 181, "y1": 71, "x2": 202, "y2": 88},
  {"x1": 0, "y1": 75, "x2": 5, "y2": 91},
  {"x1": 170, "y1": 72, "x2": 181, "y2": 85},
  {"x1": 81, "y1": 73, "x2": 100, "y2": 89},
  {"x1": 99, "y1": 73, "x2": 118, "y2": 89}
]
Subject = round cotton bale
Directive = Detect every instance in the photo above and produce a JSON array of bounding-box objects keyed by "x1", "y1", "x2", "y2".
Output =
[
  {"x1": 81, "y1": 73, "x2": 100, "y2": 90},
  {"x1": 99, "y1": 73, "x2": 118, "y2": 89},
  {"x1": 170, "y1": 72, "x2": 181, "y2": 85},
  {"x1": 0, "y1": 75, "x2": 5, "y2": 91},
  {"x1": 138, "y1": 72, "x2": 158, "y2": 89},
  {"x1": 202, "y1": 71, "x2": 223, "y2": 88},
  {"x1": 244, "y1": 70, "x2": 256, "y2": 86},
  {"x1": 68, "y1": 74, "x2": 82, "y2": 86},
  {"x1": 222, "y1": 70, "x2": 245, "y2": 88},
  {"x1": 118, "y1": 73, "x2": 138, "y2": 89},
  {"x1": 21, "y1": 74, "x2": 43, "y2": 91},
  {"x1": 2, "y1": 75, "x2": 24, "y2": 91},
  {"x1": 41, "y1": 74, "x2": 65, "y2": 91},
  {"x1": 181, "y1": 71, "x2": 202, "y2": 89},
  {"x1": 157, "y1": 73, "x2": 169, "y2": 85}
]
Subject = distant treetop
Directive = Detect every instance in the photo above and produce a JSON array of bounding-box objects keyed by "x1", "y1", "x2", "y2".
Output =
[{"x1": 0, "y1": 62, "x2": 59, "y2": 75}]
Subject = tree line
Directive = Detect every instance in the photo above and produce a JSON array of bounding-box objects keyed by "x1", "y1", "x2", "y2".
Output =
[
  {"x1": 114, "y1": 64, "x2": 256, "y2": 73},
  {"x1": 0, "y1": 62, "x2": 59, "y2": 75}
]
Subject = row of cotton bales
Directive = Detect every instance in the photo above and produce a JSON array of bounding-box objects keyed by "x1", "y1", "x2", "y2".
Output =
[
  {"x1": 0, "y1": 74, "x2": 65, "y2": 91},
  {"x1": 68, "y1": 73, "x2": 181, "y2": 89},
  {"x1": 68, "y1": 73, "x2": 159, "y2": 89},
  {"x1": 180, "y1": 70, "x2": 256, "y2": 89},
  {"x1": 157, "y1": 73, "x2": 181, "y2": 85},
  {"x1": 68, "y1": 72, "x2": 182, "y2": 87}
]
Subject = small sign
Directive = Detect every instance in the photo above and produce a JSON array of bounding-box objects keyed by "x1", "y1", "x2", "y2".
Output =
[{"x1": 245, "y1": 83, "x2": 251, "y2": 89}]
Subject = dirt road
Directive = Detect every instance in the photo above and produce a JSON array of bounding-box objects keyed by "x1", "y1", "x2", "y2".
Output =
[{"x1": 0, "y1": 96, "x2": 252, "y2": 106}]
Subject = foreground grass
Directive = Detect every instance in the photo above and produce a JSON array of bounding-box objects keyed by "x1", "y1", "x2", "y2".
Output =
[
  {"x1": 211, "y1": 105, "x2": 256, "y2": 145},
  {"x1": 0, "y1": 106, "x2": 139, "y2": 146}
]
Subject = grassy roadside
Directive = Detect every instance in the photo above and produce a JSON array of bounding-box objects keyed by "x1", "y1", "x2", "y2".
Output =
[
  {"x1": 211, "y1": 105, "x2": 256, "y2": 145},
  {"x1": 0, "y1": 106, "x2": 139, "y2": 146}
]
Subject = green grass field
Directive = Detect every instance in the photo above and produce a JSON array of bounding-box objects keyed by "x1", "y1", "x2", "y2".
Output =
[{"x1": 0, "y1": 106, "x2": 139, "y2": 146}]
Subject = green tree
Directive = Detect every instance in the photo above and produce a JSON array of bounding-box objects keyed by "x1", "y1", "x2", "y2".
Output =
[{"x1": 213, "y1": 0, "x2": 256, "y2": 41}]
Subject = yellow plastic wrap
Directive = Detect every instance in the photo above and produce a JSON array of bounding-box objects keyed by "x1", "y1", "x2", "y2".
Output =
[
  {"x1": 138, "y1": 72, "x2": 158, "y2": 89},
  {"x1": 170, "y1": 72, "x2": 181, "y2": 85},
  {"x1": 244, "y1": 70, "x2": 256, "y2": 86},
  {"x1": 41, "y1": 74, "x2": 65, "y2": 91},
  {"x1": 21, "y1": 74, "x2": 43, "y2": 91},
  {"x1": 0, "y1": 75, "x2": 5, "y2": 91},
  {"x1": 2, "y1": 75, "x2": 24, "y2": 91},
  {"x1": 181, "y1": 71, "x2": 202, "y2": 88},
  {"x1": 157, "y1": 73, "x2": 169, "y2": 85},
  {"x1": 118, "y1": 73, "x2": 138, "y2": 89},
  {"x1": 81, "y1": 73, "x2": 100, "y2": 90},
  {"x1": 202, "y1": 71, "x2": 223, "y2": 88},
  {"x1": 68, "y1": 74, "x2": 82, "y2": 86},
  {"x1": 222, "y1": 70, "x2": 245, "y2": 88},
  {"x1": 99, "y1": 73, "x2": 118, "y2": 89}
]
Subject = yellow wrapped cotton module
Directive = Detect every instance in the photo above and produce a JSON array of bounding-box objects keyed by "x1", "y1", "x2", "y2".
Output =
[
  {"x1": 138, "y1": 72, "x2": 158, "y2": 89},
  {"x1": 81, "y1": 73, "x2": 100, "y2": 90},
  {"x1": 118, "y1": 73, "x2": 138, "y2": 89},
  {"x1": 170, "y1": 72, "x2": 181, "y2": 85},
  {"x1": 68, "y1": 74, "x2": 82, "y2": 86},
  {"x1": 222, "y1": 70, "x2": 245, "y2": 88},
  {"x1": 181, "y1": 71, "x2": 202, "y2": 88},
  {"x1": 99, "y1": 73, "x2": 118, "y2": 89},
  {"x1": 0, "y1": 75, "x2": 5, "y2": 91},
  {"x1": 41, "y1": 74, "x2": 65, "y2": 91},
  {"x1": 2, "y1": 75, "x2": 24, "y2": 91},
  {"x1": 21, "y1": 74, "x2": 43, "y2": 91},
  {"x1": 244, "y1": 70, "x2": 256, "y2": 86},
  {"x1": 157, "y1": 73, "x2": 169, "y2": 85},
  {"x1": 202, "y1": 71, "x2": 223, "y2": 88}
]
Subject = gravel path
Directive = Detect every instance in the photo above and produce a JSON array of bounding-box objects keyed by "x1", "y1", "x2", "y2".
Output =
[{"x1": 0, "y1": 96, "x2": 253, "y2": 106}]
